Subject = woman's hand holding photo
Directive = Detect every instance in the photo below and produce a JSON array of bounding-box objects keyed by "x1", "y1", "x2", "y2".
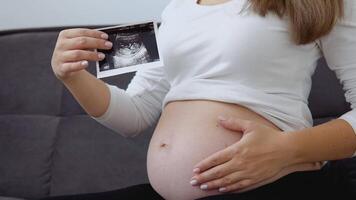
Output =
[
  {"x1": 51, "y1": 28, "x2": 113, "y2": 81},
  {"x1": 50, "y1": 28, "x2": 115, "y2": 119}
]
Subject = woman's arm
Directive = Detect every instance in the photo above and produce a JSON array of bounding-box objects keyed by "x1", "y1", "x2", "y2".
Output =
[
  {"x1": 91, "y1": 66, "x2": 170, "y2": 137},
  {"x1": 287, "y1": 119, "x2": 356, "y2": 164},
  {"x1": 52, "y1": 28, "x2": 170, "y2": 137},
  {"x1": 51, "y1": 28, "x2": 114, "y2": 117},
  {"x1": 190, "y1": 1, "x2": 356, "y2": 192},
  {"x1": 62, "y1": 70, "x2": 110, "y2": 118},
  {"x1": 288, "y1": 0, "x2": 356, "y2": 163}
]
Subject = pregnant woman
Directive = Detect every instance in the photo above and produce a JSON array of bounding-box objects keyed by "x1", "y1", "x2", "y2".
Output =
[{"x1": 46, "y1": 0, "x2": 356, "y2": 199}]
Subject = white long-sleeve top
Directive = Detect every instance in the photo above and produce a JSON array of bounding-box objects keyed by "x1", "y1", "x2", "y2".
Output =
[{"x1": 92, "y1": 0, "x2": 356, "y2": 156}]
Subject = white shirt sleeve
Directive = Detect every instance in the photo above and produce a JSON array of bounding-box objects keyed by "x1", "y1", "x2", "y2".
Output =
[
  {"x1": 319, "y1": 0, "x2": 356, "y2": 156},
  {"x1": 91, "y1": 66, "x2": 170, "y2": 138}
]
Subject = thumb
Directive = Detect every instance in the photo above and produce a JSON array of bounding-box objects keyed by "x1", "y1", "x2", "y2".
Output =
[{"x1": 218, "y1": 116, "x2": 251, "y2": 133}]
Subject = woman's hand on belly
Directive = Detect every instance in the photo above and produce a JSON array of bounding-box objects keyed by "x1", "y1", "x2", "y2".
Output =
[{"x1": 190, "y1": 116, "x2": 321, "y2": 193}]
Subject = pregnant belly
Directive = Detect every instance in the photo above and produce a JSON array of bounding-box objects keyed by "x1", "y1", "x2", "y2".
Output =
[{"x1": 146, "y1": 100, "x2": 282, "y2": 200}]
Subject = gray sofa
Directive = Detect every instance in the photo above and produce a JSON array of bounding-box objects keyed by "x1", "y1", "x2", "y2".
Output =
[{"x1": 0, "y1": 27, "x2": 354, "y2": 199}]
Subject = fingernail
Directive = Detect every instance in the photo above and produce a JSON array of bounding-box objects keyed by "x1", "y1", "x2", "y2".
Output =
[
  {"x1": 200, "y1": 184, "x2": 208, "y2": 190},
  {"x1": 81, "y1": 61, "x2": 88, "y2": 66},
  {"x1": 190, "y1": 179, "x2": 198, "y2": 186},
  {"x1": 219, "y1": 187, "x2": 227, "y2": 192},
  {"x1": 105, "y1": 41, "x2": 113, "y2": 48},
  {"x1": 101, "y1": 33, "x2": 109, "y2": 39},
  {"x1": 193, "y1": 168, "x2": 200, "y2": 173},
  {"x1": 218, "y1": 116, "x2": 227, "y2": 121},
  {"x1": 98, "y1": 53, "x2": 105, "y2": 59}
]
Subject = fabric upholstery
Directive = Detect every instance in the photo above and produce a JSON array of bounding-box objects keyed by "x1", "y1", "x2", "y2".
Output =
[
  {"x1": 308, "y1": 58, "x2": 351, "y2": 119},
  {"x1": 0, "y1": 31, "x2": 62, "y2": 116},
  {"x1": 50, "y1": 116, "x2": 153, "y2": 196},
  {"x1": 0, "y1": 115, "x2": 60, "y2": 198},
  {"x1": 0, "y1": 28, "x2": 149, "y2": 199}
]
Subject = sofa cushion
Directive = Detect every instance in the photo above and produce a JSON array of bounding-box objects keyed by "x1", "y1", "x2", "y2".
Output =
[
  {"x1": 308, "y1": 58, "x2": 350, "y2": 119},
  {"x1": 50, "y1": 115, "x2": 153, "y2": 196},
  {"x1": 0, "y1": 31, "x2": 63, "y2": 116},
  {"x1": 313, "y1": 117, "x2": 336, "y2": 126},
  {"x1": 0, "y1": 197, "x2": 26, "y2": 200},
  {"x1": 0, "y1": 115, "x2": 60, "y2": 199}
]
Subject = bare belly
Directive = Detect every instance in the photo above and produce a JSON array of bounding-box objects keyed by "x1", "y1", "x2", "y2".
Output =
[{"x1": 146, "y1": 100, "x2": 282, "y2": 200}]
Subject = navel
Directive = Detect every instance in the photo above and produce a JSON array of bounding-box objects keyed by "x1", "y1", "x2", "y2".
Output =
[{"x1": 160, "y1": 143, "x2": 168, "y2": 148}]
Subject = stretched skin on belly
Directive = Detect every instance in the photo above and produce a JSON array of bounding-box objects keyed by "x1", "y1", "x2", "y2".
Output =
[{"x1": 147, "y1": 100, "x2": 284, "y2": 200}]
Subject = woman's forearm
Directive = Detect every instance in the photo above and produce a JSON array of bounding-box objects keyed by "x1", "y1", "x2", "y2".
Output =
[
  {"x1": 62, "y1": 70, "x2": 110, "y2": 118},
  {"x1": 51, "y1": 28, "x2": 115, "y2": 118},
  {"x1": 287, "y1": 118, "x2": 356, "y2": 164}
]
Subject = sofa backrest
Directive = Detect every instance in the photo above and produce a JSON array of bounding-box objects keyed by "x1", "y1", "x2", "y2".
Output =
[
  {"x1": 0, "y1": 28, "x2": 151, "y2": 199},
  {"x1": 0, "y1": 28, "x2": 136, "y2": 117},
  {"x1": 309, "y1": 58, "x2": 351, "y2": 124}
]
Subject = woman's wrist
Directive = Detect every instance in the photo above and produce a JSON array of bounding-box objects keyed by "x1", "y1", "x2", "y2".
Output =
[
  {"x1": 281, "y1": 132, "x2": 306, "y2": 166},
  {"x1": 282, "y1": 119, "x2": 356, "y2": 164}
]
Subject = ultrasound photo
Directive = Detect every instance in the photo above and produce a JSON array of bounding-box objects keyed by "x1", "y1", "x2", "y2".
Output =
[{"x1": 96, "y1": 21, "x2": 163, "y2": 78}]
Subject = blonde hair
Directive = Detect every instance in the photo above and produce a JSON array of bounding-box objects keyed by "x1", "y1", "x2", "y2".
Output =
[{"x1": 248, "y1": 0, "x2": 344, "y2": 44}]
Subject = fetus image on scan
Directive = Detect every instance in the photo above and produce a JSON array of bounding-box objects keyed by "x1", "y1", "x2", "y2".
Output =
[
  {"x1": 97, "y1": 22, "x2": 161, "y2": 78},
  {"x1": 107, "y1": 33, "x2": 151, "y2": 69},
  {"x1": 99, "y1": 23, "x2": 159, "y2": 71}
]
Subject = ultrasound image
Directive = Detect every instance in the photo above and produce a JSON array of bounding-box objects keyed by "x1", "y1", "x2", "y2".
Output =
[{"x1": 99, "y1": 22, "x2": 160, "y2": 72}]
